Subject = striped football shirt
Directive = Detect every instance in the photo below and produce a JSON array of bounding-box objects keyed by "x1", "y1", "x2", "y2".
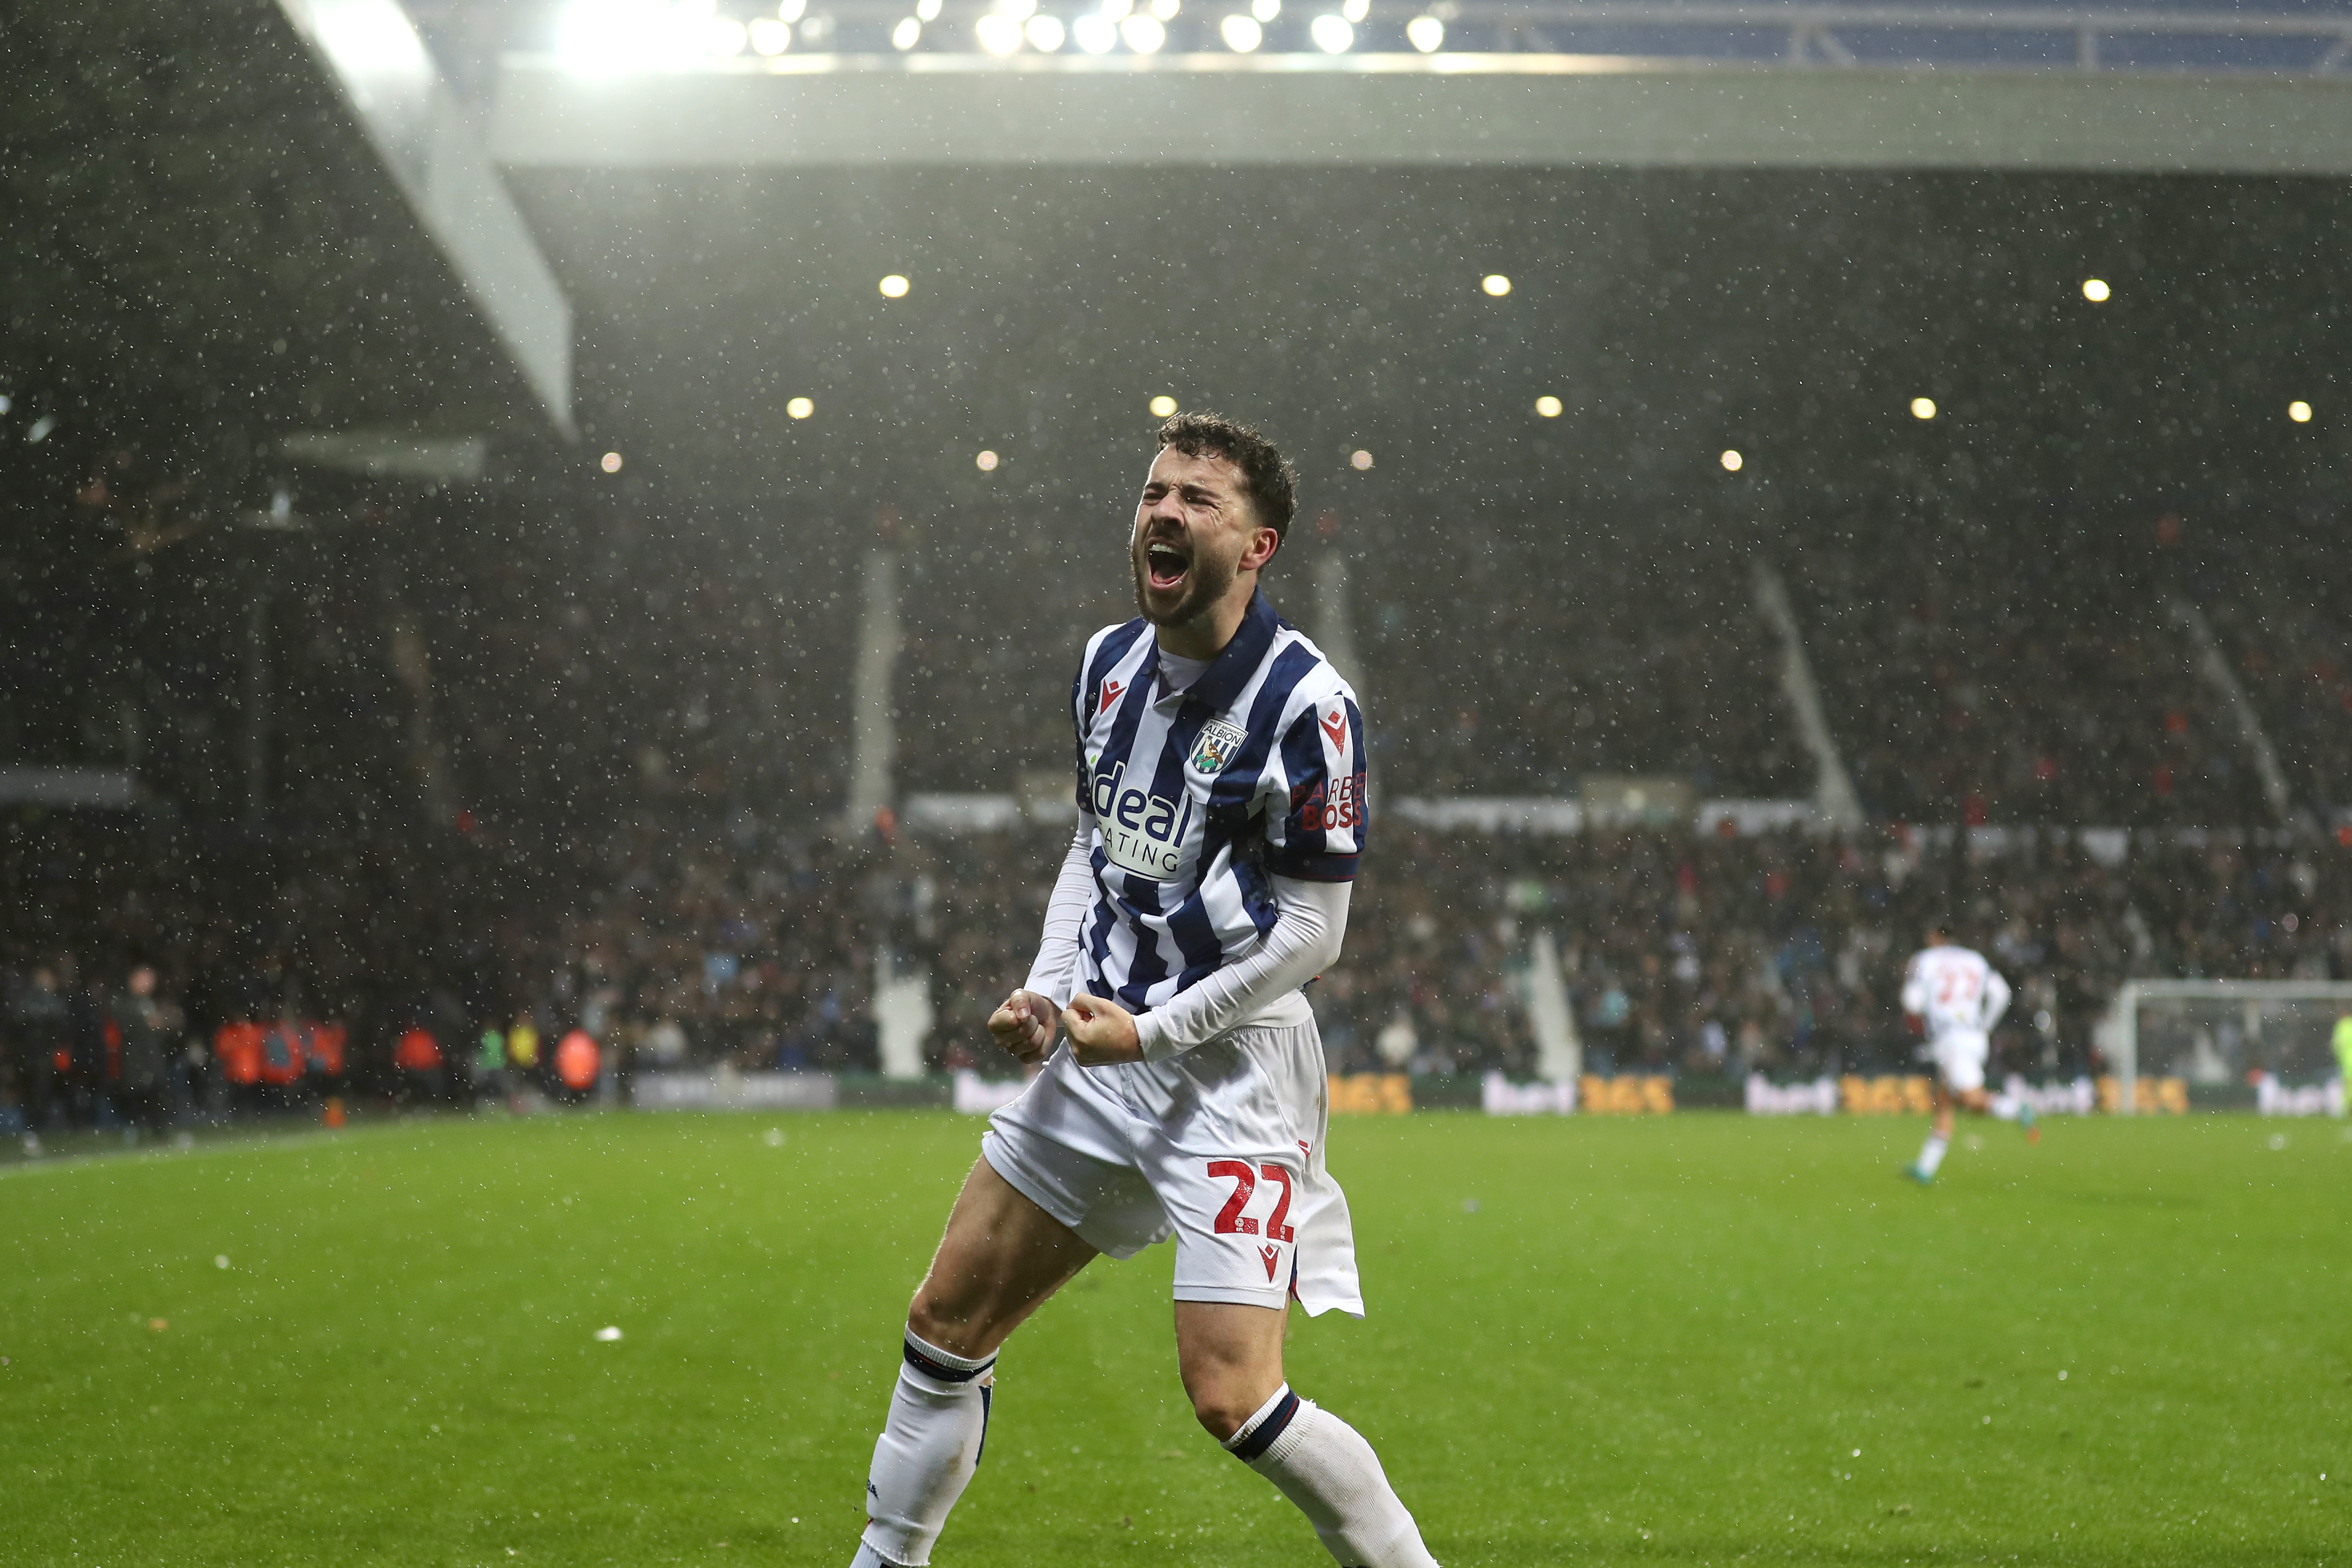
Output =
[{"x1": 1070, "y1": 590, "x2": 1367, "y2": 1015}]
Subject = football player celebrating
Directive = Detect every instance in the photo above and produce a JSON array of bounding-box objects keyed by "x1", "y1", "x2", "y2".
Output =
[{"x1": 848, "y1": 414, "x2": 1435, "y2": 1568}]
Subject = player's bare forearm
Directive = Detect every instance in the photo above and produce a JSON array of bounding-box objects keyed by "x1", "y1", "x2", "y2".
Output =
[
  {"x1": 989, "y1": 989, "x2": 1060, "y2": 1065},
  {"x1": 1062, "y1": 994, "x2": 1143, "y2": 1066}
]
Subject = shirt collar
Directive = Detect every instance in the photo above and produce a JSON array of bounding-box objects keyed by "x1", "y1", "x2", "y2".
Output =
[{"x1": 1155, "y1": 590, "x2": 1280, "y2": 714}]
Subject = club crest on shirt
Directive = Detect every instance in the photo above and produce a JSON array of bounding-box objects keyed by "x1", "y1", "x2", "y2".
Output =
[{"x1": 1188, "y1": 718, "x2": 1248, "y2": 775}]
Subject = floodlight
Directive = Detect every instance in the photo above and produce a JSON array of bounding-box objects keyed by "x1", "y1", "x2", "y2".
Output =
[
  {"x1": 1150, "y1": 395, "x2": 1179, "y2": 416},
  {"x1": 1000, "y1": 0, "x2": 1040, "y2": 19},
  {"x1": 749, "y1": 17, "x2": 791, "y2": 51},
  {"x1": 976, "y1": 450, "x2": 1001, "y2": 471},
  {"x1": 1350, "y1": 449, "x2": 1374, "y2": 470},
  {"x1": 1100, "y1": 0, "x2": 1134, "y2": 17},
  {"x1": 1252, "y1": 0, "x2": 1280, "y2": 17},
  {"x1": 1910, "y1": 397, "x2": 1936, "y2": 420},
  {"x1": 1027, "y1": 14, "x2": 1066, "y2": 48},
  {"x1": 1074, "y1": 13, "x2": 1118, "y2": 47},
  {"x1": 558, "y1": 0, "x2": 682, "y2": 73},
  {"x1": 892, "y1": 16, "x2": 920, "y2": 45},
  {"x1": 1535, "y1": 395, "x2": 1562, "y2": 418},
  {"x1": 787, "y1": 397, "x2": 814, "y2": 419},
  {"x1": 1481, "y1": 274, "x2": 1510, "y2": 297},
  {"x1": 705, "y1": 14, "x2": 748, "y2": 52},
  {"x1": 1221, "y1": 13, "x2": 1262, "y2": 49},
  {"x1": 1720, "y1": 449, "x2": 1743, "y2": 472},
  {"x1": 1311, "y1": 13, "x2": 1352, "y2": 49},
  {"x1": 1151, "y1": 0, "x2": 1181, "y2": 18},
  {"x1": 2082, "y1": 278, "x2": 2110, "y2": 302},
  {"x1": 1121, "y1": 13, "x2": 1166, "y2": 48},
  {"x1": 976, "y1": 13, "x2": 1024, "y2": 50},
  {"x1": 1406, "y1": 13, "x2": 1442, "y2": 49},
  {"x1": 917, "y1": 0, "x2": 942, "y2": 16},
  {"x1": 880, "y1": 274, "x2": 911, "y2": 297},
  {"x1": 2290, "y1": 400, "x2": 2313, "y2": 423},
  {"x1": 779, "y1": 0, "x2": 809, "y2": 19},
  {"x1": 1342, "y1": 0, "x2": 1367, "y2": 20}
]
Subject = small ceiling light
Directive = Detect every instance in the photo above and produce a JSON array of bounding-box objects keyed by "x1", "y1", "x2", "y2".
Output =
[
  {"x1": 1221, "y1": 13, "x2": 1262, "y2": 49},
  {"x1": 1350, "y1": 449, "x2": 1374, "y2": 470},
  {"x1": 1406, "y1": 13, "x2": 1443, "y2": 49},
  {"x1": 1719, "y1": 449, "x2": 1743, "y2": 472},
  {"x1": 1150, "y1": 394, "x2": 1179, "y2": 416},
  {"x1": 976, "y1": 449, "x2": 1000, "y2": 471},
  {"x1": 1074, "y1": 12, "x2": 1117, "y2": 48},
  {"x1": 1911, "y1": 397, "x2": 1937, "y2": 420},
  {"x1": 1535, "y1": 395, "x2": 1562, "y2": 418},
  {"x1": 787, "y1": 397, "x2": 814, "y2": 419},
  {"x1": 600, "y1": 451, "x2": 623, "y2": 473},
  {"x1": 1341, "y1": 0, "x2": 1368, "y2": 19},
  {"x1": 917, "y1": 0, "x2": 941, "y2": 16},
  {"x1": 892, "y1": 15, "x2": 920, "y2": 46},
  {"x1": 1252, "y1": 0, "x2": 1279, "y2": 17},
  {"x1": 780, "y1": 0, "x2": 809, "y2": 19},
  {"x1": 879, "y1": 273, "x2": 911, "y2": 297},
  {"x1": 976, "y1": 13, "x2": 1024, "y2": 50},
  {"x1": 2289, "y1": 400, "x2": 2313, "y2": 423},
  {"x1": 1121, "y1": 13, "x2": 1165, "y2": 48},
  {"x1": 1482, "y1": 274, "x2": 1511, "y2": 297},
  {"x1": 2082, "y1": 278, "x2": 2110, "y2": 302},
  {"x1": 749, "y1": 17, "x2": 791, "y2": 52},
  {"x1": 1310, "y1": 13, "x2": 1353, "y2": 50},
  {"x1": 1150, "y1": 0, "x2": 1181, "y2": 18},
  {"x1": 1026, "y1": 13, "x2": 1066, "y2": 48}
]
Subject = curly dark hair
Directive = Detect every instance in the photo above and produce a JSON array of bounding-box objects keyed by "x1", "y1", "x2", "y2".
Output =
[{"x1": 1156, "y1": 411, "x2": 1298, "y2": 543}]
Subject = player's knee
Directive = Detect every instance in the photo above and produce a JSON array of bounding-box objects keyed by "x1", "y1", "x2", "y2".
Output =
[{"x1": 1186, "y1": 1379, "x2": 1265, "y2": 1442}]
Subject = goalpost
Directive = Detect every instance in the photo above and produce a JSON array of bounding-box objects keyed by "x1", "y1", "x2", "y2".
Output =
[{"x1": 2107, "y1": 979, "x2": 2352, "y2": 1114}]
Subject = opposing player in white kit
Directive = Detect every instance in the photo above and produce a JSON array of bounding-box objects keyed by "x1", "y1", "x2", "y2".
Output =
[
  {"x1": 847, "y1": 413, "x2": 1437, "y2": 1568},
  {"x1": 1901, "y1": 923, "x2": 2034, "y2": 1185}
]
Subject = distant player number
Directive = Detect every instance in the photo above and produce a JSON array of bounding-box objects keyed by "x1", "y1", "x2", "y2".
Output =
[{"x1": 1208, "y1": 1160, "x2": 1296, "y2": 1243}]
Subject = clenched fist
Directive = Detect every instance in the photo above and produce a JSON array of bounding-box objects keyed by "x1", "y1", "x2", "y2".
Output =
[
  {"x1": 988, "y1": 989, "x2": 1060, "y2": 1065},
  {"x1": 1061, "y1": 994, "x2": 1143, "y2": 1066}
]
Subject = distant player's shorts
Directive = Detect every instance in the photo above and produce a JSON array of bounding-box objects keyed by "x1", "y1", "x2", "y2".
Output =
[
  {"x1": 981, "y1": 1014, "x2": 1365, "y2": 1318},
  {"x1": 1932, "y1": 1030, "x2": 1991, "y2": 1095}
]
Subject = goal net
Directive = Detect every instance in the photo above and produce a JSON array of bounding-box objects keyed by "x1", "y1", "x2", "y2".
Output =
[{"x1": 2106, "y1": 980, "x2": 2352, "y2": 1115}]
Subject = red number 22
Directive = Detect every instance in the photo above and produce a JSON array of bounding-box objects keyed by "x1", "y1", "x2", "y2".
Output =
[{"x1": 1208, "y1": 1160, "x2": 1295, "y2": 1243}]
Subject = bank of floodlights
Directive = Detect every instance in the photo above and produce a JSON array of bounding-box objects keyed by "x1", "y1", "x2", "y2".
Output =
[{"x1": 557, "y1": 0, "x2": 1460, "y2": 62}]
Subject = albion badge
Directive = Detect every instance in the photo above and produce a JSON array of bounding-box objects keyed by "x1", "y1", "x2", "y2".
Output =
[{"x1": 1189, "y1": 718, "x2": 1248, "y2": 775}]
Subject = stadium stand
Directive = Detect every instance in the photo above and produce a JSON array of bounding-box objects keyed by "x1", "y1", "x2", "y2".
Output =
[
  {"x1": 1354, "y1": 517, "x2": 1811, "y2": 798},
  {"x1": 1783, "y1": 513, "x2": 2271, "y2": 827}
]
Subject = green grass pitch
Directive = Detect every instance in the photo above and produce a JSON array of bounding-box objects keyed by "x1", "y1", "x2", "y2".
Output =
[{"x1": 3, "y1": 1110, "x2": 2345, "y2": 1566}]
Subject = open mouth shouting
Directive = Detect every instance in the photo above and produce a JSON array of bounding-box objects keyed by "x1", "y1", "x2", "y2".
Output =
[{"x1": 1143, "y1": 536, "x2": 1191, "y2": 594}]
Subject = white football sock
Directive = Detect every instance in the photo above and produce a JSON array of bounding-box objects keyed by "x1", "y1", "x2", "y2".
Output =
[
  {"x1": 855, "y1": 1330, "x2": 996, "y2": 1568},
  {"x1": 1915, "y1": 1134, "x2": 1949, "y2": 1176},
  {"x1": 1225, "y1": 1384, "x2": 1438, "y2": 1568}
]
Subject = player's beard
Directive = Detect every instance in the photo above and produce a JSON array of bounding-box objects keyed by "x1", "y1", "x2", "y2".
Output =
[{"x1": 1132, "y1": 534, "x2": 1236, "y2": 631}]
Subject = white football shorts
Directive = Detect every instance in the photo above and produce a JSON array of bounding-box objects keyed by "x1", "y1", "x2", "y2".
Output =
[
  {"x1": 981, "y1": 1014, "x2": 1364, "y2": 1318},
  {"x1": 1932, "y1": 1029, "x2": 1991, "y2": 1095}
]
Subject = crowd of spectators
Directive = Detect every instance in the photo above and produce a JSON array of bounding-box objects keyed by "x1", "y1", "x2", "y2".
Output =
[
  {"x1": 2203, "y1": 514, "x2": 2352, "y2": 819},
  {"x1": 1353, "y1": 518, "x2": 1811, "y2": 799},
  {"x1": 1785, "y1": 511, "x2": 2271, "y2": 826},
  {"x1": 13, "y1": 803, "x2": 2352, "y2": 1134}
]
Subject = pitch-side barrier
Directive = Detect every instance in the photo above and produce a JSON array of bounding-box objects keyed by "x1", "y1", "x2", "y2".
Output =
[{"x1": 630, "y1": 1068, "x2": 2339, "y2": 1115}]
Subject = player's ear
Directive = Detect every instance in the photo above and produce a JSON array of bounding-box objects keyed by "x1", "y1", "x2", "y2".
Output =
[{"x1": 1241, "y1": 526, "x2": 1280, "y2": 574}]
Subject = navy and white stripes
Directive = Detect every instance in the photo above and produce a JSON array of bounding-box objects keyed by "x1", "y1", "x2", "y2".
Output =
[{"x1": 1068, "y1": 592, "x2": 1367, "y2": 1016}]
